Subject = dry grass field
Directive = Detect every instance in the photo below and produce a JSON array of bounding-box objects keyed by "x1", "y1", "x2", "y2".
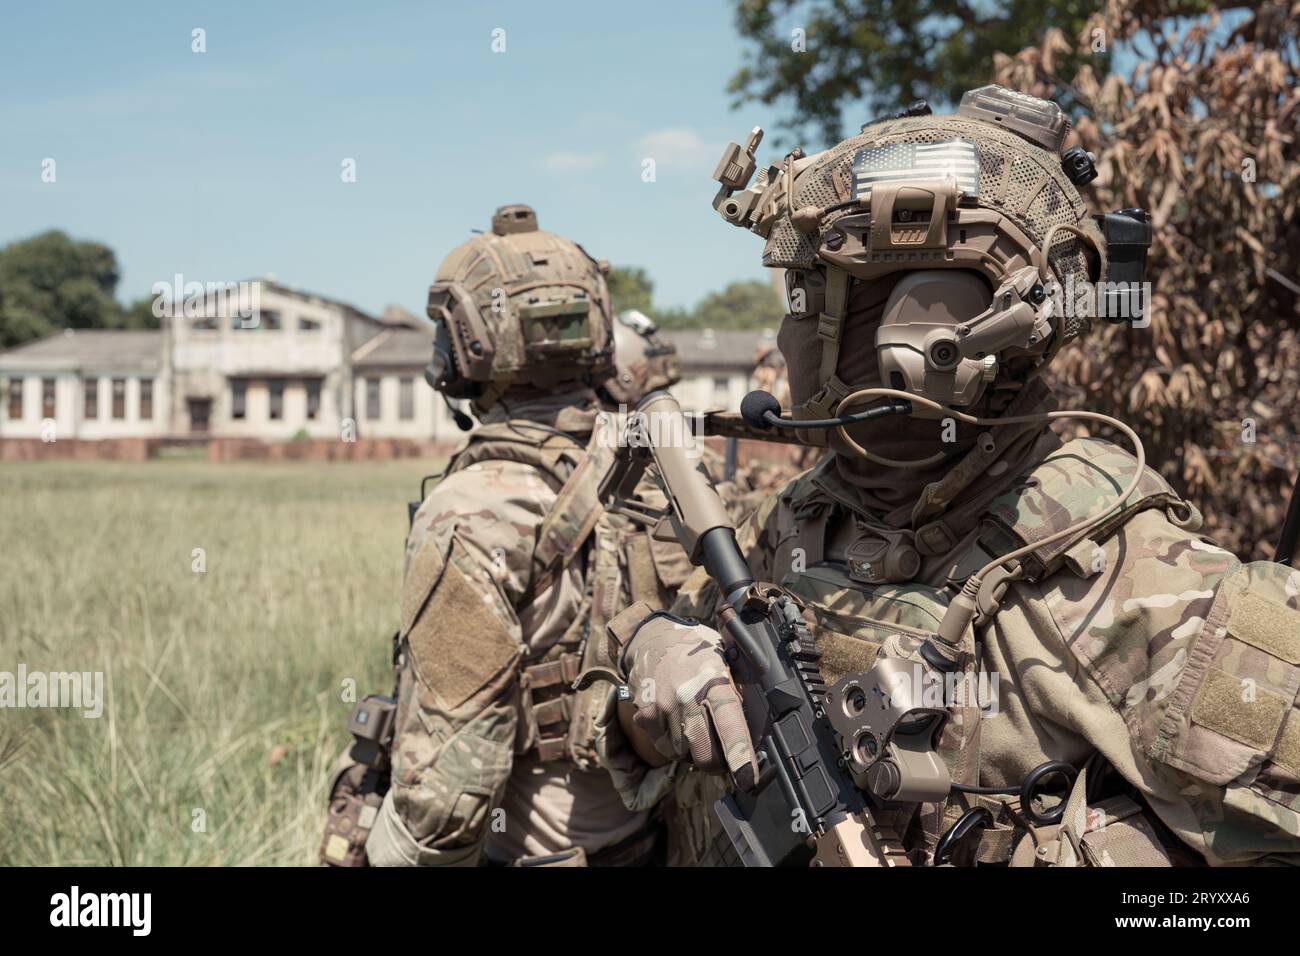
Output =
[{"x1": 0, "y1": 457, "x2": 438, "y2": 865}]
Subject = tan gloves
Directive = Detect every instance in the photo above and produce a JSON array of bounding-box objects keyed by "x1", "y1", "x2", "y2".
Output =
[{"x1": 609, "y1": 605, "x2": 758, "y2": 781}]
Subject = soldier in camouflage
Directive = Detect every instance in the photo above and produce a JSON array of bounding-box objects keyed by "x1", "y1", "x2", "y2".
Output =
[
  {"x1": 599, "y1": 88, "x2": 1300, "y2": 866},
  {"x1": 337, "y1": 205, "x2": 728, "y2": 867}
]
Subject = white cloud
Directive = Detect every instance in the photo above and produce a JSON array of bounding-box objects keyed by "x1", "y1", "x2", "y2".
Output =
[
  {"x1": 542, "y1": 151, "x2": 606, "y2": 174},
  {"x1": 635, "y1": 127, "x2": 719, "y2": 172}
]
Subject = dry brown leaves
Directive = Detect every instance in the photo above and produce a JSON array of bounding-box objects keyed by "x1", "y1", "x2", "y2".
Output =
[{"x1": 994, "y1": 1, "x2": 1300, "y2": 558}]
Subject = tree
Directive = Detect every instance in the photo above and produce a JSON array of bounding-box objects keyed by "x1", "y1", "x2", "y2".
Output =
[
  {"x1": 992, "y1": 1, "x2": 1298, "y2": 559},
  {"x1": 728, "y1": 0, "x2": 1109, "y2": 145},
  {"x1": 122, "y1": 296, "x2": 163, "y2": 330},
  {"x1": 606, "y1": 265, "x2": 656, "y2": 315},
  {"x1": 0, "y1": 230, "x2": 155, "y2": 348},
  {"x1": 609, "y1": 266, "x2": 785, "y2": 331},
  {"x1": 606, "y1": 265, "x2": 690, "y2": 328},
  {"x1": 679, "y1": 280, "x2": 785, "y2": 330},
  {"x1": 727, "y1": 1, "x2": 1292, "y2": 558}
]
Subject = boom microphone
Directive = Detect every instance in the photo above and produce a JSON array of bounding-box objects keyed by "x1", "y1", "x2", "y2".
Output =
[
  {"x1": 740, "y1": 389, "x2": 912, "y2": 431},
  {"x1": 740, "y1": 390, "x2": 783, "y2": 429}
]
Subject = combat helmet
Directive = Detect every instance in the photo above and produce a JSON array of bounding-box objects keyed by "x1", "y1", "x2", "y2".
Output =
[
  {"x1": 424, "y1": 204, "x2": 615, "y2": 413},
  {"x1": 599, "y1": 309, "x2": 681, "y2": 406},
  {"x1": 711, "y1": 86, "x2": 1151, "y2": 445}
]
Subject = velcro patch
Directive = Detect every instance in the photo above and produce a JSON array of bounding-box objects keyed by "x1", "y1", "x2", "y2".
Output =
[
  {"x1": 815, "y1": 630, "x2": 881, "y2": 687},
  {"x1": 1274, "y1": 709, "x2": 1300, "y2": 777},
  {"x1": 1227, "y1": 589, "x2": 1300, "y2": 664},
  {"x1": 853, "y1": 138, "x2": 980, "y2": 201},
  {"x1": 402, "y1": 534, "x2": 452, "y2": 635},
  {"x1": 1080, "y1": 815, "x2": 1172, "y2": 868},
  {"x1": 1190, "y1": 667, "x2": 1290, "y2": 752},
  {"x1": 324, "y1": 835, "x2": 350, "y2": 863},
  {"x1": 407, "y1": 537, "x2": 520, "y2": 710},
  {"x1": 605, "y1": 601, "x2": 656, "y2": 656}
]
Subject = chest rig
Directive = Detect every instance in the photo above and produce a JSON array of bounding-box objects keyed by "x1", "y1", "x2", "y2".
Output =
[
  {"x1": 767, "y1": 437, "x2": 1198, "y2": 863},
  {"x1": 774, "y1": 439, "x2": 1190, "y2": 648},
  {"x1": 443, "y1": 418, "x2": 690, "y2": 771}
]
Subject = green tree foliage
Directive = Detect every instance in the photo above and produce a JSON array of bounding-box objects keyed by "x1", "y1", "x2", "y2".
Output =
[
  {"x1": 606, "y1": 265, "x2": 656, "y2": 315},
  {"x1": 0, "y1": 230, "x2": 157, "y2": 348},
  {"x1": 682, "y1": 280, "x2": 785, "y2": 330},
  {"x1": 122, "y1": 296, "x2": 163, "y2": 330},
  {"x1": 608, "y1": 266, "x2": 783, "y2": 331},
  {"x1": 728, "y1": 0, "x2": 1106, "y2": 145}
]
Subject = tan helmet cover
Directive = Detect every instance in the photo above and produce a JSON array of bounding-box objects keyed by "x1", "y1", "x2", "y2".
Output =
[
  {"x1": 751, "y1": 94, "x2": 1105, "y2": 442},
  {"x1": 601, "y1": 310, "x2": 681, "y2": 405},
  {"x1": 763, "y1": 106, "x2": 1104, "y2": 332},
  {"x1": 425, "y1": 204, "x2": 614, "y2": 410}
]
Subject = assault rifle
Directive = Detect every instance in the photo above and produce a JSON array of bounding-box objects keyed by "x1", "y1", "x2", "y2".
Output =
[{"x1": 598, "y1": 390, "x2": 952, "y2": 867}]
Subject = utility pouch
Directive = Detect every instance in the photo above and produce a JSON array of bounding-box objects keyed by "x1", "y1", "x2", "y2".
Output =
[
  {"x1": 320, "y1": 757, "x2": 388, "y2": 867},
  {"x1": 347, "y1": 694, "x2": 396, "y2": 769}
]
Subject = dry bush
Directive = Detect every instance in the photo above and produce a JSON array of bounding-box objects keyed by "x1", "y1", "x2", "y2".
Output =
[{"x1": 995, "y1": 1, "x2": 1300, "y2": 558}]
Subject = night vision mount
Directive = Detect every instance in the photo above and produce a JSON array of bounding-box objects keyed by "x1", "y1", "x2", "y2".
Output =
[{"x1": 711, "y1": 127, "x2": 812, "y2": 239}]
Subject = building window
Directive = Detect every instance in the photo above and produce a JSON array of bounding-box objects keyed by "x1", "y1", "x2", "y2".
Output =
[
  {"x1": 269, "y1": 379, "x2": 284, "y2": 420},
  {"x1": 83, "y1": 377, "x2": 98, "y2": 419},
  {"x1": 42, "y1": 378, "x2": 56, "y2": 419},
  {"x1": 139, "y1": 378, "x2": 154, "y2": 420},
  {"x1": 306, "y1": 379, "x2": 321, "y2": 420},
  {"x1": 231, "y1": 380, "x2": 246, "y2": 420},
  {"x1": 366, "y1": 377, "x2": 381, "y2": 419},
  {"x1": 7, "y1": 378, "x2": 23, "y2": 419},
  {"x1": 298, "y1": 316, "x2": 321, "y2": 332},
  {"x1": 232, "y1": 309, "x2": 281, "y2": 331},
  {"x1": 112, "y1": 379, "x2": 126, "y2": 419},
  {"x1": 399, "y1": 377, "x2": 414, "y2": 420},
  {"x1": 712, "y1": 376, "x2": 730, "y2": 406}
]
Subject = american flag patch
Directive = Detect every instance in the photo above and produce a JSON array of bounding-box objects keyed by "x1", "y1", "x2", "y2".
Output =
[{"x1": 853, "y1": 138, "x2": 980, "y2": 201}]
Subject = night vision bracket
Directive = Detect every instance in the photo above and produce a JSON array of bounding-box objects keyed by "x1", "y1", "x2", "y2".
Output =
[{"x1": 711, "y1": 127, "x2": 802, "y2": 238}]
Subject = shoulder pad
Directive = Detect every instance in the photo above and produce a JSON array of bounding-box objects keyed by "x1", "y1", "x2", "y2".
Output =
[
  {"x1": 445, "y1": 421, "x2": 584, "y2": 488},
  {"x1": 982, "y1": 437, "x2": 1198, "y2": 580}
]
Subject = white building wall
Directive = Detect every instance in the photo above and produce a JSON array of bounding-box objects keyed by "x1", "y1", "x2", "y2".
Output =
[
  {"x1": 3, "y1": 364, "x2": 755, "y2": 442},
  {"x1": 78, "y1": 374, "x2": 168, "y2": 439},
  {"x1": 170, "y1": 288, "x2": 346, "y2": 379},
  {"x1": 10, "y1": 373, "x2": 53, "y2": 440},
  {"x1": 349, "y1": 371, "x2": 473, "y2": 441},
  {"x1": 213, "y1": 378, "x2": 339, "y2": 441},
  {"x1": 671, "y1": 371, "x2": 752, "y2": 415},
  {"x1": 0, "y1": 371, "x2": 167, "y2": 440},
  {"x1": 4, "y1": 295, "x2": 768, "y2": 444},
  {"x1": 168, "y1": 285, "x2": 360, "y2": 438}
]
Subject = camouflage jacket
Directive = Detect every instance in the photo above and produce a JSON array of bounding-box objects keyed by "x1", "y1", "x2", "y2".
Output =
[
  {"x1": 365, "y1": 393, "x2": 725, "y2": 866},
  {"x1": 670, "y1": 435, "x2": 1300, "y2": 866}
]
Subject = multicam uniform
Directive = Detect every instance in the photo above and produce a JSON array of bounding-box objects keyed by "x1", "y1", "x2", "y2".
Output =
[
  {"x1": 601, "y1": 89, "x2": 1300, "y2": 867},
  {"x1": 367, "y1": 393, "x2": 686, "y2": 865},
  {"x1": 338, "y1": 207, "x2": 725, "y2": 866},
  {"x1": 659, "y1": 423, "x2": 1300, "y2": 865}
]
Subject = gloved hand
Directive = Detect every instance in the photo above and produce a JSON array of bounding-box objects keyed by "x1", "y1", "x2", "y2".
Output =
[{"x1": 619, "y1": 611, "x2": 758, "y2": 782}]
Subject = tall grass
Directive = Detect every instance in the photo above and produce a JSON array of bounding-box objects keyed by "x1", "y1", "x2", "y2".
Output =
[{"x1": 0, "y1": 458, "x2": 436, "y2": 865}]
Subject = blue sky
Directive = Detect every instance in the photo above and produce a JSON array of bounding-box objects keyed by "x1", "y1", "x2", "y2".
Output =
[{"x1": 0, "y1": 1, "x2": 787, "y2": 317}]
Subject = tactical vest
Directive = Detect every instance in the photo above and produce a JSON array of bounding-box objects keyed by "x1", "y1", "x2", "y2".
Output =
[
  {"x1": 442, "y1": 417, "x2": 692, "y2": 771},
  {"x1": 770, "y1": 436, "x2": 1199, "y2": 865}
]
